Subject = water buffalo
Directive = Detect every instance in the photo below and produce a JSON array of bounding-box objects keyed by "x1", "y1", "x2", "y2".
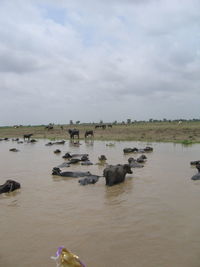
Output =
[
  {"x1": 103, "y1": 164, "x2": 133, "y2": 186},
  {"x1": 54, "y1": 149, "x2": 61, "y2": 154},
  {"x1": 191, "y1": 164, "x2": 200, "y2": 180},
  {"x1": 52, "y1": 167, "x2": 92, "y2": 177},
  {"x1": 144, "y1": 146, "x2": 153, "y2": 152},
  {"x1": 45, "y1": 125, "x2": 54, "y2": 130},
  {"x1": 62, "y1": 153, "x2": 88, "y2": 159},
  {"x1": 29, "y1": 139, "x2": 37, "y2": 143},
  {"x1": 56, "y1": 162, "x2": 70, "y2": 168},
  {"x1": 12, "y1": 138, "x2": 19, "y2": 141},
  {"x1": 68, "y1": 158, "x2": 81, "y2": 164},
  {"x1": 190, "y1": 160, "x2": 200, "y2": 166},
  {"x1": 68, "y1": 129, "x2": 79, "y2": 139},
  {"x1": 128, "y1": 158, "x2": 144, "y2": 168},
  {"x1": 136, "y1": 154, "x2": 147, "y2": 163},
  {"x1": 45, "y1": 140, "x2": 65, "y2": 146},
  {"x1": 78, "y1": 175, "x2": 100, "y2": 185},
  {"x1": 95, "y1": 124, "x2": 106, "y2": 129},
  {"x1": 23, "y1": 134, "x2": 33, "y2": 141},
  {"x1": 123, "y1": 147, "x2": 138, "y2": 153},
  {"x1": 45, "y1": 142, "x2": 54, "y2": 146},
  {"x1": 0, "y1": 180, "x2": 21, "y2": 194},
  {"x1": 9, "y1": 148, "x2": 19, "y2": 152},
  {"x1": 85, "y1": 130, "x2": 94, "y2": 138},
  {"x1": 81, "y1": 160, "x2": 93, "y2": 166},
  {"x1": 99, "y1": 155, "x2": 107, "y2": 161}
]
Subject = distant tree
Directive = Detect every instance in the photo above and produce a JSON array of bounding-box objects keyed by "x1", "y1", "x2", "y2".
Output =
[
  {"x1": 149, "y1": 118, "x2": 153, "y2": 122},
  {"x1": 76, "y1": 121, "x2": 80, "y2": 124},
  {"x1": 70, "y1": 120, "x2": 73, "y2": 125},
  {"x1": 100, "y1": 120, "x2": 103, "y2": 124},
  {"x1": 127, "y1": 119, "x2": 131, "y2": 124},
  {"x1": 113, "y1": 120, "x2": 117, "y2": 125}
]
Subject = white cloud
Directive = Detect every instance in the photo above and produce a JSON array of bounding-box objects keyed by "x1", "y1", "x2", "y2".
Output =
[{"x1": 0, "y1": 0, "x2": 200, "y2": 125}]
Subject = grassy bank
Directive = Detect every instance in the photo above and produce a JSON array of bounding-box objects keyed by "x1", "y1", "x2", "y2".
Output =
[{"x1": 0, "y1": 121, "x2": 200, "y2": 143}]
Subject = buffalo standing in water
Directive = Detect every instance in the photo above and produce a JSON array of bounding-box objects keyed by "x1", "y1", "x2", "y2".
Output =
[
  {"x1": 68, "y1": 129, "x2": 79, "y2": 139},
  {"x1": 23, "y1": 134, "x2": 33, "y2": 141},
  {"x1": 103, "y1": 164, "x2": 133, "y2": 186},
  {"x1": 85, "y1": 130, "x2": 94, "y2": 138}
]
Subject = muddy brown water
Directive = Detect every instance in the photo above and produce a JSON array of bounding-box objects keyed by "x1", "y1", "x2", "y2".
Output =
[{"x1": 0, "y1": 139, "x2": 200, "y2": 267}]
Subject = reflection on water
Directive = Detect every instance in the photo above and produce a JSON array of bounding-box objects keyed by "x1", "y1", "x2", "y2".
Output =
[{"x1": 1, "y1": 139, "x2": 200, "y2": 267}]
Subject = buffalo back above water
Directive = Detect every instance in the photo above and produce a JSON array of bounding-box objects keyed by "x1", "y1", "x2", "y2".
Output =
[{"x1": 0, "y1": 179, "x2": 21, "y2": 194}]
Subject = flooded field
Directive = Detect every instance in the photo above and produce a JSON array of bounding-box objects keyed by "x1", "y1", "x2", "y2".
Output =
[{"x1": 0, "y1": 139, "x2": 200, "y2": 267}]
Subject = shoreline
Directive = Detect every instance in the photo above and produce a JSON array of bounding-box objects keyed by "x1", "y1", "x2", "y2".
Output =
[{"x1": 0, "y1": 122, "x2": 200, "y2": 144}]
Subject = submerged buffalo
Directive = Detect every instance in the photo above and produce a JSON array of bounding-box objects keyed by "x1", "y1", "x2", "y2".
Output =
[
  {"x1": 78, "y1": 175, "x2": 100, "y2": 185},
  {"x1": 103, "y1": 164, "x2": 133, "y2": 186},
  {"x1": 191, "y1": 164, "x2": 200, "y2": 180},
  {"x1": 54, "y1": 149, "x2": 61, "y2": 154},
  {"x1": 190, "y1": 160, "x2": 200, "y2": 166},
  {"x1": 0, "y1": 180, "x2": 21, "y2": 194},
  {"x1": 128, "y1": 158, "x2": 144, "y2": 168},
  {"x1": 98, "y1": 155, "x2": 107, "y2": 161},
  {"x1": 123, "y1": 146, "x2": 153, "y2": 154},
  {"x1": 62, "y1": 153, "x2": 88, "y2": 159},
  {"x1": 52, "y1": 167, "x2": 92, "y2": 177},
  {"x1": 9, "y1": 148, "x2": 19, "y2": 152}
]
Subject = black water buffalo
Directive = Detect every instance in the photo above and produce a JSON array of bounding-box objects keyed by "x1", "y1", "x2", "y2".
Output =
[
  {"x1": 45, "y1": 125, "x2": 54, "y2": 130},
  {"x1": 52, "y1": 167, "x2": 91, "y2": 177},
  {"x1": 103, "y1": 164, "x2": 133, "y2": 186},
  {"x1": 85, "y1": 130, "x2": 94, "y2": 138},
  {"x1": 144, "y1": 146, "x2": 153, "y2": 152},
  {"x1": 9, "y1": 148, "x2": 19, "y2": 152},
  {"x1": 29, "y1": 139, "x2": 37, "y2": 143},
  {"x1": 123, "y1": 147, "x2": 138, "y2": 153},
  {"x1": 46, "y1": 140, "x2": 65, "y2": 146},
  {"x1": 68, "y1": 158, "x2": 81, "y2": 164},
  {"x1": 0, "y1": 180, "x2": 21, "y2": 194},
  {"x1": 191, "y1": 164, "x2": 200, "y2": 180},
  {"x1": 95, "y1": 124, "x2": 106, "y2": 129},
  {"x1": 81, "y1": 160, "x2": 93, "y2": 166},
  {"x1": 54, "y1": 149, "x2": 61, "y2": 154},
  {"x1": 62, "y1": 153, "x2": 88, "y2": 159},
  {"x1": 123, "y1": 147, "x2": 153, "y2": 153},
  {"x1": 12, "y1": 138, "x2": 19, "y2": 141},
  {"x1": 68, "y1": 129, "x2": 79, "y2": 139},
  {"x1": 190, "y1": 160, "x2": 200, "y2": 166},
  {"x1": 23, "y1": 134, "x2": 33, "y2": 141},
  {"x1": 99, "y1": 155, "x2": 107, "y2": 161},
  {"x1": 136, "y1": 154, "x2": 147, "y2": 163},
  {"x1": 78, "y1": 175, "x2": 100, "y2": 185},
  {"x1": 128, "y1": 158, "x2": 144, "y2": 168}
]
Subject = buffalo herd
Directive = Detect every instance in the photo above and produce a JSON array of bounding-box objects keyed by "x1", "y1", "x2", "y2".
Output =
[
  {"x1": 51, "y1": 146, "x2": 154, "y2": 186},
  {"x1": 1, "y1": 133, "x2": 200, "y2": 195}
]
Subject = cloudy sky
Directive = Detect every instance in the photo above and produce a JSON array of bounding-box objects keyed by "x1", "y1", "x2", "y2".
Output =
[{"x1": 0, "y1": 0, "x2": 200, "y2": 125}]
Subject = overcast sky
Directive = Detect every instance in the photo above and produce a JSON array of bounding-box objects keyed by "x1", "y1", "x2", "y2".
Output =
[{"x1": 0, "y1": 0, "x2": 200, "y2": 125}]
